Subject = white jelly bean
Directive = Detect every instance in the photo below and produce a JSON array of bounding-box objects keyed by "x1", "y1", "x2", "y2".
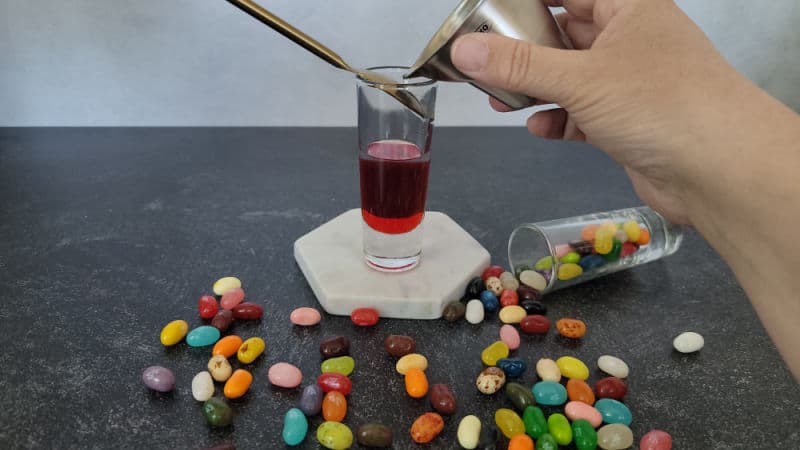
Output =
[
  {"x1": 465, "y1": 299, "x2": 485, "y2": 324},
  {"x1": 191, "y1": 371, "x2": 214, "y2": 401},
  {"x1": 536, "y1": 358, "x2": 561, "y2": 382},
  {"x1": 519, "y1": 270, "x2": 547, "y2": 291},
  {"x1": 457, "y1": 414, "x2": 482, "y2": 449},
  {"x1": 597, "y1": 355, "x2": 630, "y2": 378},
  {"x1": 673, "y1": 331, "x2": 704, "y2": 353}
]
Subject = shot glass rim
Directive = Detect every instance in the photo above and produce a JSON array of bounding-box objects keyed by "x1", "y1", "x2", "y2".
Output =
[{"x1": 357, "y1": 65, "x2": 437, "y2": 88}]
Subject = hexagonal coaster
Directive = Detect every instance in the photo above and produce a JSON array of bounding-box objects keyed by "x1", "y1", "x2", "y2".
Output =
[{"x1": 294, "y1": 209, "x2": 490, "y2": 319}]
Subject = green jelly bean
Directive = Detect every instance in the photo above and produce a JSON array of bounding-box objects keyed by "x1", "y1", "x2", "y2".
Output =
[
  {"x1": 534, "y1": 257, "x2": 554, "y2": 271},
  {"x1": 282, "y1": 408, "x2": 308, "y2": 446},
  {"x1": 317, "y1": 421, "x2": 353, "y2": 450},
  {"x1": 602, "y1": 239, "x2": 623, "y2": 262},
  {"x1": 202, "y1": 397, "x2": 232, "y2": 427},
  {"x1": 522, "y1": 406, "x2": 547, "y2": 439},
  {"x1": 537, "y1": 433, "x2": 559, "y2": 450},
  {"x1": 494, "y1": 408, "x2": 525, "y2": 439},
  {"x1": 547, "y1": 413, "x2": 572, "y2": 445},
  {"x1": 560, "y1": 252, "x2": 580, "y2": 264},
  {"x1": 320, "y1": 356, "x2": 355, "y2": 376},
  {"x1": 505, "y1": 382, "x2": 536, "y2": 412},
  {"x1": 572, "y1": 419, "x2": 598, "y2": 450}
]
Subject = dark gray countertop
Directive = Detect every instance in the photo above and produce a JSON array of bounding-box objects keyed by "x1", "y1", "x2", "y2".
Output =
[{"x1": 0, "y1": 127, "x2": 797, "y2": 449}]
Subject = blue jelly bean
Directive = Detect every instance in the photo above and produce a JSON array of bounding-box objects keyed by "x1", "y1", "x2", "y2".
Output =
[
  {"x1": 186, "y1": 325, "x2": 220, "y2": 347},
  {"x1": 282, "y1": 407, "x2": 308, "y2": 446},
  {"x1": 479, "y1": 290, "x2": 500, "y2": 312},
  {"x1": 579, "y1": 254, "x2": 606, "y2": 271},
  {"x1": 532, "y1": 381, "x2": 567, "y2": 406},
  {"x1": 497, "y1": 358, "x2": 527, "y2": 378},
  {"x1": 594, "y1": 398, "x2": 632, "y2": 425}
]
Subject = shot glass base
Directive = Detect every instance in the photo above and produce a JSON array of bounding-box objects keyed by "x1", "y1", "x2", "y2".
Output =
[{"x1": 364, "y1": 253, "x2": 420, "y2": 273}]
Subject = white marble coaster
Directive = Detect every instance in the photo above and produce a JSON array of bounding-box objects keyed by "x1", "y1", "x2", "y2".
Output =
[{"x1": 294, "y1": 209, "x2": 491, "y2": 319}]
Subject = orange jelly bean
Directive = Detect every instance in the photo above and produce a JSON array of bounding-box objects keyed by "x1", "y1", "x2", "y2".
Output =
[
  {"x1": 405, "y1": 367, "x2": 429, "y2": 399},
  {"x1": 223, "y1": 368, "x2": 252, "y2": 399},
  {"x1": 556, "y1": 318, "x2": 587, "y2": 338},
  {"x1": 567, "y1": 378, "x2": 596, "y2": 405},
  {"x1": 638, "y1": 227, "x2": 651, "y2": 245},
  {"x1": 508, "y1": 434, "x2": 535, "y2": 450},
  {"x1": 212, "y1": 335, "x2": 242, "y2": 358},
  {"x1": 322, "y1": 391, "x2": 347, "y2": 422},
  {"x1": 580, "y1": 223, "x2": 599, "y2": 241}
]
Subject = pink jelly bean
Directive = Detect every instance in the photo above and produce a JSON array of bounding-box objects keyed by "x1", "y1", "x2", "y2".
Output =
[
  {"x1": 267, "y1": 362, "x2": 303, "y2": 388},
  {"x1": 499, "y1": 324, "x2": 520, "y2": 350},
  {"x1": 564, "y1": 401, "x2": 603, "y2": 428},
  {"x1": 290, "y1": 307, "x2": 321, "y2": 326},
  {"x1": 554, "y1": 244, "x2": 571, "y2": 258},
  {"x1": 220, "y1": 287, "x2": 245, "y2": 310},
  {"x1": 640, "y1": 430, "x2": 673, "y2": 450}
]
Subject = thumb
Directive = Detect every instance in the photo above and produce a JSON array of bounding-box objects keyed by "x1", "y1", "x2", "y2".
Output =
[{"x1": 450, "y1": 33, "x2": 585, "y2": 106}]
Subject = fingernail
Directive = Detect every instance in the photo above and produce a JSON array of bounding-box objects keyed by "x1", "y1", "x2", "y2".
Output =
[{"x1": 451, "y1": 35, "x2": 489, "y2": 73}]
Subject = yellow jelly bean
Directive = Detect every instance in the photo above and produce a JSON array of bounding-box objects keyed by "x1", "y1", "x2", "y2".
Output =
[
  {"x1": 593, "y1": 222, "x2": 616, "y2": 255},
  {"x1": 160, "y1": 319, "x2": 189, "y2": 346},
  {"x1": 481, "y1": 341, "x2": 510, "y2": 366},
  {"x1": 556, "y1": 356, "x2": 590, "y2": 380},
  {"x1": 558, "y1": 263, "x2": 584, "y2": 281},
  {"x1": 499, "y1": 305, "x2": 527, "y2": 324},
  {"x1": 494, "y1": 408, "x2": 525, "y2": 439},
  {"x1": 212, "y1": 276, "x2": 241, "y2": 295},
  {"x1": 237, "y1": 337, "x2": 266, "y2": 364},
  {"x1": 622, "y1": 220, "x2": 641, "y2": 243},
  {"x1": 395, "y1": 353, "x2": 428, "y2": 375}
]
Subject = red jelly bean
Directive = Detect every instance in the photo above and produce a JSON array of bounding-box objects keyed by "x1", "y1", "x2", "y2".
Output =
[
  {"x1": 519, "y1": 314, "x2": 550, "y2": 334},
  {"x1": 220, "y1": 287, "x2": 245, "y2": 310},
  {"x1": 640, "y1": 429, "x2": 673, "y2": 450},
  {"x1": 198, "y1": 294, "x2": 219, "y2": 319},
  {"x1": 350, "y1": 308, "x2": 379, "y2": 327},
  {"x1": 621, "y1": 242, "x2": 638, "y2": 258},
  {"x1": 594, "y1": 376, "x2": 628, "y2": 400},
  {"x1": 318, "y1": 372, "x2": 353, "y2": 396},
  {"x1": 499, "y1": 289, "x2": 519, "y2": 307},
  {"x1": 481, "y1": 265, "x2": 505, "y2": 281},
  {"x1": 232, "y1": 302, "x2": 263, "y2": 320}
]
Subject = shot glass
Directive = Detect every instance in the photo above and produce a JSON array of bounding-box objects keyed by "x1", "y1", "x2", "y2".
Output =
[
  {"x1": 357, "y1": 66, "x2": 437, "y2": 272},
  {"x1": 508, "y1": 207, "x2": 684, "y2": 293}
]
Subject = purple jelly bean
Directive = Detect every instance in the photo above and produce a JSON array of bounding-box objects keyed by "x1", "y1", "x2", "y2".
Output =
[
  {"x1": 142, "y1": 366, "x2": 175, "y2": 392},
  {"x1": 298, "y1": 383, "x2": 323, "y2": 416}
]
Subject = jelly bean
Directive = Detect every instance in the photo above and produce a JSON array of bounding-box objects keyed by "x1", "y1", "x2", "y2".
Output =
[
  {"x1": 520, "y1": 314, "x2": 550, "y2": 334},
  {"x1": 192, "y1": 371, "x2": 214, "y2": 401},
  {"x1": 208, "y1": 355, "x2": 232, "y2": 382},
  {"x1": 142, "y1": 366, "x2": 175, "y2": 392},
  {"x1": 442, "y1": 301, "x2": 466, "y2": 321},
  {"x1": 232, "y1": 302, "x2": 263, "y2": 320},
  {"x1": 220, "y1": 287, "x2": 245, "y2": 310},
  {"x1": 561, "y1": 251, "x2": 581, "y2": 264},
  {"x1": 212, "y1": 335, "x2": 243, "y2": 359},
  {"x1": 537, "y1": 432, "x2": 559, "y2": 450},
  {"x1": 268, "y1": 362, "x2": 303, "y2": 388},
  {"x1": 497, "y1": 358, "x2": 527, "y2": 378},
  {"x1": 505, "y1": 382, "x2": 536, "y2": 412},
  {"x1": 622, "y1": 220, "x2": 640, "y2": 243},
  {"x1": 557, "y1": 356, "x2": 590, "y2": 380},
  {"x1": 536, "y1": 358, "x2": 561, "y2": 382},
  {"x1": 579, "y1": 254, "x2": 606, "y2": 271},
  {"x1": 322, "y1": 391, "x2": 347, "y2": 422},
  {"x1": 465, "y1": 299, "x2": 485, "y2": 324},
  {"x1": 495, "y1": 408, "x2": 525, "y2": 438},
  {"x1": 187, "y1": 325, "x2": 221, "y2": 347},
  {"x1": 602, "y1": 240, "x2": 623, "y2": 262},
  {"x1": 321, "y1": 356, "x2": 355, "y2": 376},
  {"x1": 500, "y1": 272, "x2": 520, "y2": 290},
  {"x1": 410, "y1": 412, "x2": 444, "y2": 443},
  {"x1": 499, "y1": 305, "x2": 526, "y2": 324},
  {"x1": 476, "y1": 367, "x2": 506, "y2": 394},
  {"x1": 556, "y1": 318, "x2": 587, "y2": 338},
  {"x1": 570, "y1": 239, "x2": 595, "y2": 256},
  {"x1": 317, "y1": 421, "x2": 353, "y2": 450},
  {"x1": 223, "y1": 369, "x2": 252, "y2": 399},
  {"x1": 396, "y1": 353, "x2": 428, "y2": 374},
  {"x1": 237, "y1": 336, "x2": 265, "y2": 364},
  {"x1": 479, "y1": 290, "x2": 500, "y2": 312},
  {"x1": 213, "y1": 276, "x2": 241, "y2": 295},
  {"x1": 638, "y1": 227, "x2": 651, "y2": 245},
  {"x1": 481, "y1": 265, "x2": 505, "y2": 280},
  {"x1": 597, "y1": 423, "x2": 633, "y2": 450},
  {"x1": 465, "y1": 276, "x2": 485, "y2": 298},
  {"x1": 356, "y1": 423, "x2": 393, "y2": 448},
  {"x1": 508, "y1": 434, "x2": 534, "y2": 450},
  {"x1": 519, "y1": 270, "x2": 547, "y2": 291},
  {"x1": 614, "y1": 228, "x2": 629, "y2": 244},
  {"x1": 567, "y1": 378, "x2": 596, "y2": 405},
  {"x1": 320, "y1": 335, "x2": 350, "y2": 358},
  {"x1": 198, "y1": 295, "x2": 219, "y2": 319},
  {"x1": 519, "y1": 298, "x2": 546, "y2": 315},
  {"x1": 457, "y1": 415, "x2": 482, "y2": 449},
  {"x1": 290, "y1": 306, "x2": 321, "y2": 326},
  {"x1": 517, "y1": 285, "x2": 543, "y2": 303},
  {"x1": 594, "y1": 225, "x2": 615, "y2": 254},
  {"x1": 485, "y1": 276, "x2": 503, "y2": 296},
  {"x1": 595, "y1": 398, "x2": 632, "y2": 425},
  {"x1": 282, "y1": 408, "x2": 308, "y2": 446},
  {"x1": 640, "y1": 429, "x2": 673, "y2": 450},
  {"x1": 429, "y1": 383, "x2": 457, "y2": 415},
  {"x1": 673, "y1": 331, "x2": 704, "y2": 353},
  {"x1": 500, "y1": 289, "x2": 519, "y2": 307},
  {"x1": 533, "y1": 381, "x2": 567, "y2": 406},
  {"x1": 548, "y1": 413, "x2": 573, "y2": 445},
  {"x1": 522, "y1": 406, "x2": 547, "y2": 439},
  {"x1": 404, "y1": 367, "x2": 429, "y2": 398},
  {"x1": 620, "y1": 242, "x2": 638, "y2": 258},
  {"x1": 210, "y1": 309, "x2": 234, "y2": 332},
  {"x1": 565, "y1": 401, "x2": 603, "y2": 428},
  {"x1": 351, "y1": 307, "x2": 379, "y2": 326},
  {"x1": 554, "y1": 243, "x2": 571, "y2": 258},
  {"x1": 534, "y1": 256, "x2": 555, "y2": 271},
  {"x1": 481, "y1": 341, "x2": 510, "y2": 366},
  {"x1": 160, "y1": 319, "x2": 189, "y2": 346},
  {"x1": 317, "y1": 372, "x2": 352, "y2": 396},
  {"x1": 514, "y1": 264, "x2": 530, "y2": 279},
  {"x1": 558, "y1": 263, "x2": 584, "y2": 280},
  {"x1": 298, "y1": 383, "x2": 323, "y2": 416},
  {"x1": 499, "y1": 324, "x2": 521, "y2": 350},
  {"x1": 572, "y1": 419, "x2": 599, "y2": 450},
  {"x1": 581, "y1": 223, "x2": 600, "y2": 241},
  {"x1": 595, "y1": 377, "x2": 628, "y2": 400},
  {"x1": 202, "y1": 397, "x2": 232, "y2": 427},
  {"x1": 383, "y1": 335, "x2": 416, "y2": 357},
  {"x1": 598, "y1": 355, "x2": 629, "y2": 378}
]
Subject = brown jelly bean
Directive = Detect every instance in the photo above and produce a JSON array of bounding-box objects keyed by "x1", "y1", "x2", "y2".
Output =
[
  {"x1": 429, "y1": 383, "x2": 457, "y2": 415},
  {"x1": 595, "y1": 377, "x2": 628, "y2": 400},
  {"x1": 520, "y1": 315, "x2": 550, "y2": 334},
  {"x1": 210, "y1": 309, "x2": 234, "y2": 332},
  {"x1": 569, "y1": 239, "x2": 595, "y2": 256},
  {"x1": 356, "y1": 423, "x2": 393, "y2": 447},
  {"x1": 383, "y1": 335, "x2": 416, "y2": 357},
  {"x1": 517, "y1": 285, "x2": 543, "y2": 302},
  {"x1": 442, "y1": 301, "x2": 466, "y2": 322},
  {"x1": 320, "y1": 336, "x2": 350, "y2": 359}
]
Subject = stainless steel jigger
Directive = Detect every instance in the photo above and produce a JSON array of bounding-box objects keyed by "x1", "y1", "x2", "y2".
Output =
[{"x1": 406, "y1": 0, "x2": 570, "y2": 109}]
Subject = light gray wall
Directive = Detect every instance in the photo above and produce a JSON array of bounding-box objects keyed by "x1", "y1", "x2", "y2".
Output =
[{"x1": 1, "y1": 0, "x2": 798, "y2": 126}]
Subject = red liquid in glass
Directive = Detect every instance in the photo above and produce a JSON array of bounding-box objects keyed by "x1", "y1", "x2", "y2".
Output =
[{"x1": 359, "y1": 140, "x2": 430, "y2": 234}]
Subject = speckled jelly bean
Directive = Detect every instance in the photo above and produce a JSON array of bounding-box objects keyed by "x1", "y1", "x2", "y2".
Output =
[
  {"x1": 142, "y1": 366, "x2": 175, "y2": 392},
  {"x1": 579, "y1": 254, "x2": 605, "y2": 271},
  {"x1": 548, "y1": 413, "x2": 573, "y2": 445},
  {"x1": 479, "y1": 290, "x2": 500, "y2": 312},
  {"x1": 320, "y1": 336, "x2": 350, "y2": 358},
  {"x1": 350, "y1": 307, "x2": 379, "y2": 326},
  {"x1": 640, "y1": 430, "x2": 673, "y2": 450},
  {"x1": 160, "y1": 320, "x2": 189, "y2": 346},
  {"x1": 500, "y1": 289, "x2": 519, "y2": 307},
  {"x1": 210, "y1": 309, "x2": 234, "y2": 332},
  {"x1": 595, "y1": 398, "x2": 632, "y2": 425},
  {"x1": 405, "y1": 367, "x2": 429, "y2": 398},
  {"x1": 558, "y1": 263, "x2": 584, "y2": 280},
  {"x1": 572, "y1": 419, "x2": 599, "y2": 450},
  {"x1": 282, "y1": 408, "x2": 308, "y2": 446},
  {"x1": 556, "y1": 318, "x2": 587, "y2": 338},
  {"x1": 481, "y1": 341, "x2": 509, "y2": 366},
  {"x1": 533, "y1": 381, "x2": 567, "y2": 406},
  {"x1": 223, "y1": 369, "x2": 252, "y2": 399},
  {"x1": 508, "y1": 433, "x2": 534, "y2": 450},
  {"x1": 232, "y1": 302, "x2": 262, "y2": 320},
  {"x1": 212, "y1": 335, "x2": 242, "y2": 358},
  {"x1": 520, "y1": 314, "x2": 550, "y2": 334},
  {"x1": 485, "y1": 276, "x2": 503, "y2": 296},
  {"x1": 598, "y1": 355, "x2": 629, "y2": 378},
  {"x1": 673, "y1": 331, "x2": 704, "y2": 353},
  {"x1": 465, "y1": 299, "x2": 485, "y2": 324},
  {"x1": 595, "y1": 377, "x2": 627, "y2": 400},
  {"x1": 519, "y1": 270, "x2": 547, "y2": 291},
  {"x1": 396, "y1": 353, "x2": 428, "y2": 374},
  {"x1": 597, "y1": 423, "x2": 633, "y2": 450},
  {"x1": 356, "y1": 423, "x2": 393, "y2": 448},
  {"x1": 198, "y1": 295, "x2": 219, "y2": 319},
  {"x1": 537, "y1": 433, "x2": 559, "y2": 450},
  {"x1": 298, "y1": 383, "x2": 323, "y2": 416},
  {"x1": 220, "y1": 287, "x2": 245, "y2": 310},
  {"x1": 213, "y1": 276, "x2": 241, "y2": 295},
  {"x1": 482, "y1": 265, "x2": 505, "y2": 280},
  {"x1": 500, "y1": 272, "x2": 520, "y2": 290},
  {"x1": 499, "y1": 305, "x2": 526, "y2": 324},
  {"x1": 290, "y1": 307, "x2": 321, "y2": 326},
  {"x1": 410, "y1": 412, "x2": 444, "y2": 443},
  {"x1": 557, "y1": 356, "x2": 589, "y2": 380},
  {"x1": 320, "y1": 356, "x2": 355, "y2": 376},
  {"x1": 495, "y1": 408, "x2": 525, "y2": 438},
  {"x1": 269, "y1": 362, "x2": 303, "y2": 388},
  {"x1": 520, "y1": 298, "x2": 546, "y2": 315},
  {"x1": 565, "y1": 401, "x2": 603, "y2": 428},
  {"x1": 497, "y1": 358, "x2": 526, "y2": 378},
  {"x1": 442, "y1": 301, "x2": 466, "y2": 321},
  {"x1": 237, "y1": 336, "x2": 265, "y2": 364},
  {"x1": 317, "y1": 421, "x2": 353, "y2": 449},
  {"x1": 457, "y1": 415, "x2": 482, "y2": 449},
  {"x1": 428, "y1": 383, "x2": 457, "y2": 415},
  {"x1": 499, "y1": 324, "x2": 521, "y2": 350},
  {"x1": 567, "y1": 378, "x2": 596, "y2": 405},
  {"x1": 322, "y1": 391, "x2": 347, "y2": 422},
  {"x1": 383, "y1": 335, "x2": 416, "y2": 357},
  {"x1": 317, "y1": 372, "x2": 352, "y2": 395},
  {"x1": 192, "y1": 371, "x2": 214, "y2": 401},
  {"x1": 476, "y1": 367, "x2": 506, "y2": 394},
  {"x1": 465, "y1": 276, "x2": 485, "y2": 298},
  {"x1": 208, "y1": 355, "x2": 232, "y2": 382},
  {"x1": 522, "y1": 406, "x2": 547, "y2": 439},
  {"x1": 202, "y1": 397, "x2": 232, "y2": 427},
  {"x1": 505, "y1": 382, "x2": 536, "y2": 412},
  {"x1": 186, "y1": 325, "x2": 221, "y2": 347},
  {"x1": 561, "y1": 251, "x2": 580, "y2": 264}
]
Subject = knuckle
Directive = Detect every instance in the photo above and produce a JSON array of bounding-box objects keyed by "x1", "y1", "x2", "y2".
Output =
[{"x1": 503, "y1": 40, "x2": 533, "y2": 92}]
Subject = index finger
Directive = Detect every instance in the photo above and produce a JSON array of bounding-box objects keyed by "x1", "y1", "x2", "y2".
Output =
[{"x1": 544, "y1": 0, "x2": 596, "y2": 21}]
